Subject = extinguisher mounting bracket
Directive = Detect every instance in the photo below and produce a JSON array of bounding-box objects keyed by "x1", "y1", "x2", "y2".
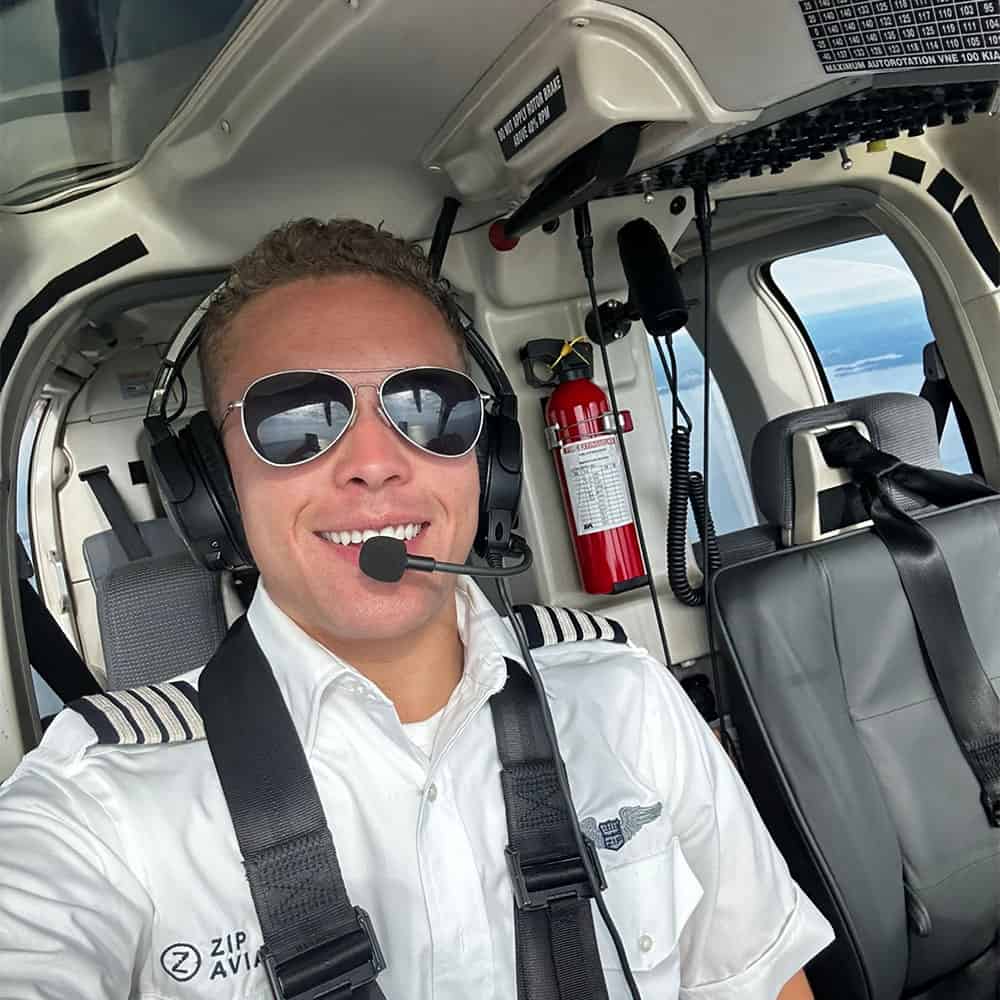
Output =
[
  {"x1": 520, "y1": 338, "x2": 594, "y2": 389},
  {"x1": 545, "y1": 410, "x2": 634, "y2": 450}
]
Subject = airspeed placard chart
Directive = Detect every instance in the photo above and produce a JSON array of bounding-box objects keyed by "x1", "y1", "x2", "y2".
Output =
[{"x1": 801, "y1": 0, "x2": 1000, "y2": 73}]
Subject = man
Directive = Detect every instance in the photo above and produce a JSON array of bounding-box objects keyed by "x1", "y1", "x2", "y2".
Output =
[{"x1": 0, "y1": 218, "x2": 833, "y2": 998}]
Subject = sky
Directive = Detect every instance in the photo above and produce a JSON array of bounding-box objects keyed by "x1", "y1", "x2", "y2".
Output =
[{"x1": 770, "y1": 235, "x2": 922, "y2": 314}]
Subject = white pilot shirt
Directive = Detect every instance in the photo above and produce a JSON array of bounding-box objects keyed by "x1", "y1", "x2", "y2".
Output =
[{"x1": 0, "y1": 577, "x2": 834, "y2": 999}]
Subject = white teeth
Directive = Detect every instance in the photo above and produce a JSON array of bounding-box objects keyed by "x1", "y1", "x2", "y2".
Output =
[{"x1": 319, "y1": 523, "x2": 425, "y2": 546}]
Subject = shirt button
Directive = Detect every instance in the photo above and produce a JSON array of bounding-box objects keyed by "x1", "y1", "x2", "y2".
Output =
[
  {"x1": 638, "y1": 934, "x2": 654, "y2": 953},
  {"x1": 426, "y1": 783, "x2": 438, "y2": 802}
]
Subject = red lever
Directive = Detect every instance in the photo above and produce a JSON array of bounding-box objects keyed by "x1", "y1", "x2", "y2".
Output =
[{"x1": 488, "y1": 220, "x2": 519, "y2": 252}]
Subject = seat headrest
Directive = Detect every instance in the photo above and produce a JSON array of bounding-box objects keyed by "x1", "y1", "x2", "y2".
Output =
[{"x1": 751, "y1": 393, "x2": 942, "y2": 545}]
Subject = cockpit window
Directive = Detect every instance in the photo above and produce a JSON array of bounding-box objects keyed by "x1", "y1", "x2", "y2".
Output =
[
  {"x1": 0, "y1": 0, "x2": 254, "y2": 205},
  {"x1": 770, "y1": 235, "x2": 973, "y2": 475}
]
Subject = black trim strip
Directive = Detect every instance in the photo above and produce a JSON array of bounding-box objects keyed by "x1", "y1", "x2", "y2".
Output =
[
  {"x1": 954, "y1": 196, "x2": 1000, "y2": 286},
  {"x1": 158, "y1": 685, "x2": 195, "y2": 741},
  {"x1": 173, "y1": 680, "x2": 202, "y2": 718},
  {"x1": 514, "y1": 605, "x2": 544, "y2": 649},
  {"x1": 0, "y1": 90, "x2": 90, "y2": 127},
  {"x1": 128, "y1": 688, "x2": 169, "y2": 743},
  {"x1": 889, "y1": 152, "x2": 926, "y2": 185},
  {"x1": 606, "y1": 617, "x2": 627, "y2": 644},
  {"x1": 928, "y1": 168, "x2": 963, "y2": 214},
  {"x1": 103, "y1": 691, "x2": 144, "y2": 744},
  {"x1": 582, "y1": 610, "x2": 604, "y2": 641},
  {"x1": 761, "y1": 262, "x2": 834, "y2": 403},
  {"x1": 544, "y1": 606, "x2": 565, "y2": 643},
  {"x1": 567, "y1": 610, "x2": 585, "y2": 642},
  {"x1": 1, "y1": 234, "x2": 148, "y2": 389},
  {"x1": 68, "y1": 696, "x2": 119, "y2": 745}
]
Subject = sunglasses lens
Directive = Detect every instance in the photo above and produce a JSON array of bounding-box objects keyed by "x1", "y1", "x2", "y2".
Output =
[
  {"x1": 381, "y1": 369, "x2": 483, "y2": 457},
  {"x1": 244, "y1": 372, "x2": 353, "y2": 465}
]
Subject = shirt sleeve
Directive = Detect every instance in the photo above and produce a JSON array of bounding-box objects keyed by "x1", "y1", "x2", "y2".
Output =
[
  {"x1": 0, "y1": 733, "x2": 153, "y2": 999},
  {"x1": 638, "y1": 655, "x2": 835, "y2": 999}
]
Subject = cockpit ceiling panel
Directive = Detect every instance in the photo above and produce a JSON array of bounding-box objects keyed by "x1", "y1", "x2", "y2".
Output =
[
  {"x1": 624, "y1": 0, "x2": 838, "y2": 111},
  {"x1": 626, "y1": 1, "x2": 1000, "y2": 110},
  {"x1": 422, "y1": 0, "x2": 999, "y2": 205},
  {"x1": 7, "y1": 0, "x2": 995, "y2": 228}
]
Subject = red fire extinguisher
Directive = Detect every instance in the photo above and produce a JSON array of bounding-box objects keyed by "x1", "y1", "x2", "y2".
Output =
[{"x1": 520, "y1": 337, "x2": 647, "y2": 595}]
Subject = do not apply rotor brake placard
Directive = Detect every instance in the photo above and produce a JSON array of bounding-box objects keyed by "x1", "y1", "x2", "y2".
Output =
[{"x1": 495, "y1": 69, "x2": 567, "y2": 161}]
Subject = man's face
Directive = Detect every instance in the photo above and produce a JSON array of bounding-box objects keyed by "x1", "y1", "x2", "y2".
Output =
[{"x1": 217, "y1": 274, "x2": 480, "y2": 647}]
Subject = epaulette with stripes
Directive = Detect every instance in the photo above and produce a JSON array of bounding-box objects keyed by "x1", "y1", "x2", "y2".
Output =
[
  {"x1": 513, "y1": 604, "x2": 628, "y2": 649},
  {"x1": 69, "y1": 680, "x2": 204, "y2": 747}
]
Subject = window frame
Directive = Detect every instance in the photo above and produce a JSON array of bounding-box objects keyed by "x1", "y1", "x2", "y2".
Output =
[
  {"x1": 759, "y1": 260, "x2": 833, "y2": 404},
  {"x1": 762, "y1": 236, "x2": 980, "y2": 477}
]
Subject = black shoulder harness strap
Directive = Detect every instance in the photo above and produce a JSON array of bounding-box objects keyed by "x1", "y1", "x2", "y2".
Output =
[
  {"x1": 199, "y1": 619, "x2": 611, "y2": 999},
  {"x1": 821, "y1": 426, "x2": 1000, "y2": 826},
  {"x1": 200, "y1": 618, "x2": 387, "y2": 1000},
  {"x1": 491, "y1": 659, "x2": 610, "y2": 1000}
]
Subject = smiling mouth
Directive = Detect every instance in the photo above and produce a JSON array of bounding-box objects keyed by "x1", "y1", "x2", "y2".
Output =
[{"x1": 315, "y1": 522, "x2": 427, "y2": 547}]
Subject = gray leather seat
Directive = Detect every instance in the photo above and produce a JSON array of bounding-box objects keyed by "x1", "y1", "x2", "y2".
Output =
[{"x1": 712, "y1": 393, "x2": 1000, "y2": 999}]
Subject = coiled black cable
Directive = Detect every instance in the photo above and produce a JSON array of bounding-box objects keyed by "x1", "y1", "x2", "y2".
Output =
[
  {"x1": 654, "y1": 330, "x2": 721, "y2": 606},
  {"x1": 666, "y1": 426, "x2": 721, "y2": 606}
]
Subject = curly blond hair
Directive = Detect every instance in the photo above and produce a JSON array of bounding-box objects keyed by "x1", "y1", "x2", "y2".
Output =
[{"x1": 197, "y1": 218, "x2": 466, "y2": 421}]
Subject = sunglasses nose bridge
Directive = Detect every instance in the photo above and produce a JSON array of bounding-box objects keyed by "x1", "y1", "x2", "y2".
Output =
[{"x1": 349, "y1": 382, "x2": 392, "y2": 429}]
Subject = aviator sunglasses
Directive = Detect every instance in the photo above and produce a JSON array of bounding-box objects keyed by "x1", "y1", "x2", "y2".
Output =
[{"x1": 219, "y1": 366, "x2": 490, "y2": 467}]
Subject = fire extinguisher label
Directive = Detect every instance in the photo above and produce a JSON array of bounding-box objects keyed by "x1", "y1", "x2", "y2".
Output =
[{"x1": 560, "y1": 435, "x2": 635, "y2": 536}]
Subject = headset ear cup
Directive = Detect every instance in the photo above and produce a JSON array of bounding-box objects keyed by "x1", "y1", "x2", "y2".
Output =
[
  {"x1": 186, "y1": 411, "x2": 251, "y2": 565},
  {"x1": 475, "y1": 424, "x2": 491, "y2": 554},
  {"x1": 475, "y1": 410, "x2": 523, "y2": 558}
]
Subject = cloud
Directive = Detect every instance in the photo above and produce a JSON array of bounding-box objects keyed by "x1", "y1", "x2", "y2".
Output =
[{"x1": 773, "y1": 257, "x2": 921, "y2": 313}]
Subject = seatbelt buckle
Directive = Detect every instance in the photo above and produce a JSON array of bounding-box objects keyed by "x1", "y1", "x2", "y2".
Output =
[
  {"x1": 260, "y1": 906, "x2": 386, "y2": 999},
  {"x1": 505, "y1": 837, "x2": 606, "y2": 911}
]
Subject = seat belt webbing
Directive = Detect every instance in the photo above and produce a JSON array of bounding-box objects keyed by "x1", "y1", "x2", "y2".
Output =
[
  {"x1": 820, "y1": 426, "x2": 1000, "y2": 826},
  {"x1": 491, "y1": 660, "x2": 610, "y2": 1000},
  {"x1": 918, "y1": 377, "x2": 951, "y2": 440},
  {"x1": 79, "y1": 465, "x2": 150, "y2": 562},
  {"x1": 15, "y1": 536, "x2": 99, "y2": 703},
  {"x1": 199, "y1": 619, "x2": 387, "y2": 1000},
  {"x1": 19, "y1": 577, "x2": 100, "y2": 702},
  {"x1": 919, "y1": 341, "x2": 952, "y2": 440}
]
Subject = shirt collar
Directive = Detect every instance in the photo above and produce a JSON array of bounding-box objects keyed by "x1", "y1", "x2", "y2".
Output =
[{"x1": 245, "y1": 577, "x2": 523, "y2": 752}]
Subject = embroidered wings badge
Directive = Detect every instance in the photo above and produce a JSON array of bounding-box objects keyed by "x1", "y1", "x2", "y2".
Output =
[{"x1": 580, "y1": 802, "x2": 663, "y2": 851}]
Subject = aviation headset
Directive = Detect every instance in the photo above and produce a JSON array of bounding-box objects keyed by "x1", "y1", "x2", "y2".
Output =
[{"x1": 143, "y1": 281, "x2": 523, "y2": 574}]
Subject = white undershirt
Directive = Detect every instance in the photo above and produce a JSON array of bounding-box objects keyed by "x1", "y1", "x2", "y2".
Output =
[{"x1": 401, "y1": 704, "x2": 447, "y2": 758}]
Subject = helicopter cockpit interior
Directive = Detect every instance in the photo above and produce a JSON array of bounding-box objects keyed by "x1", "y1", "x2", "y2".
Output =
[{"x1": 0, "y1": 1, "x2": 998, "y2": 998}]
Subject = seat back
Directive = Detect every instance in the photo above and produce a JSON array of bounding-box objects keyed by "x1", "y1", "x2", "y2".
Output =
[
  {"x1": 713, "y1": 393, "x2": 1000, "y2": 999},
  {"x1": 751, "y1": 392, "x2": 942, "y2": 546},
  {"x1": 83, "y1": 518, "x2": 227, "y2": 689}
]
